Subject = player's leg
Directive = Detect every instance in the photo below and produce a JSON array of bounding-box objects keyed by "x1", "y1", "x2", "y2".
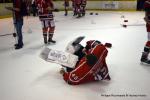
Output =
[
  {"x1": 41, "y1": 20, "x2": 48, "y2": 44},
  {"x1": 81, "y1": 4, "x2": 86, "y2": 16},
  {"x1": 14, "y1": 19, "x2": 24, "y2": 49},
  {"x1": 64, "y1": 2, "x2": 69, "y2": 16},
  {"x1": 76, "y1": 4, "x2": 81, "y2": 18},
  {"x1": 141, "y1": 40, "x2": 150, "y2": 64},
  {"x1": 64, "y1": 6, "x2": 68, "y2": 16},
  {"x1": 48, "y1": 20, "x2": 56, "y2": 44}
]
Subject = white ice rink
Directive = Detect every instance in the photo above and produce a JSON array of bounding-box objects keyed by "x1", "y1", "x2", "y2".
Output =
[{"x1": 0, "y1": 11, "x2": 150, "y2": 100}]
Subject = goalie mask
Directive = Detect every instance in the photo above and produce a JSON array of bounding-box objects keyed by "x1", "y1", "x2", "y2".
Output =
[
  {"x1": 144, "y1": 0, "x2": 150, "y2": 11},
  {"x1": 85, "y1": 40, "x2": 101, "y2": 50}
]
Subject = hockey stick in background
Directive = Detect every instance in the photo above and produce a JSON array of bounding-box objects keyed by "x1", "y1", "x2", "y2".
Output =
[
  {"x1": 0, "y1": 30, "x2": 17, "y2": 44},
  {"x1": 4, "y1": 4, "x2": 17, "y2": 44},
  {"x1": 0, "y1": 33, "x2": 16, "y2": 37},
  {"x1": 121, "y1": 23, "x2": 145, "y2": 28}
]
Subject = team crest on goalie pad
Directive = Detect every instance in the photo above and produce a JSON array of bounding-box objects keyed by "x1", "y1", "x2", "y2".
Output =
[{"x1": 40, "y1": 48, "x2": 78, "y2": 68}]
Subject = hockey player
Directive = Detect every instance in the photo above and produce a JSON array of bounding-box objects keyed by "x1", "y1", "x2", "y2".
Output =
[
  {"x1": 64, "y1": 0, "x2": 69, "y2": 16},
  {"x1": 74, "y1": 0, "x2": 82, "y2": 18},
  {"x1": 71, "y1": 0, "x2": 77, "y2": 16},
  {"x1": 80, "y1": 0, "x2": 87, "y2": 16},
  {"x1": 60, "y1": 40, "x2": 111, "y2": 85},
  {"x1": 35, "y1": 0, "x2": 56, "y2": 44},
  {"x1": 141, "y1": 0, "x2": 150, "y2": 64}
]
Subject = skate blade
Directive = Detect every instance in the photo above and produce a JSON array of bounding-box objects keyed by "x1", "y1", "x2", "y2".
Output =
[{"x1": 140, "y1": 62, "x2": 150, "y2": 66}]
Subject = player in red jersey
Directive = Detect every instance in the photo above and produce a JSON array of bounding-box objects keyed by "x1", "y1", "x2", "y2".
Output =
[
  {"x1": 60, "y1": 40, "x2": 111, "y2": 85},
  {"x1": 80, "y1": 0, "x2": 87, "y2": 16},
  {"x1": 74, "y1": 0, "x2": 82, "y2": 18},
  {"x1": 35, "y1": 0, "x2": 56, "y2": 44},
  {"x1": 141, "y1": 0, "x2": 150, "y2": 64},
  {"x1": 71, "y1": 0, "x2": 77, "y2": 16},
  {"x1": 64, "y1": 0, "x2": 70, "y2": 16}
]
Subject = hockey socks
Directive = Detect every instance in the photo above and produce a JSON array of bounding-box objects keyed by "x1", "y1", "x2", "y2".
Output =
[{"x1": 43, "y1": 33, "x2": 47, "y2": 44}]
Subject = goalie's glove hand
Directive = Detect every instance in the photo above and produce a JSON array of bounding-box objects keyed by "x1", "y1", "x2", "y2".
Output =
[{"x1": 59, "y1": 68, "x2": 65, "y2": 75}]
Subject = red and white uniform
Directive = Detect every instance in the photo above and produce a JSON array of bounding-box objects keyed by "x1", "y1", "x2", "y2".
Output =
[
  {"x1": 63, "y1": 43, "x2": 110, "y2": 85},
  {"x1": 146, "y1": 14, "x2": 150, "y2": 32},
  {"x1": 144, "y1": 0, "x2": 150, "y2": 9},
  {"x1": 141, "y1": 0, "x2": 150, "y2": 63},
  {"x1": 35, "y1": 0, "x2": 55, "y2": 28},
  {"x1": 36, "y1": 0, "x2": 54, "y2": 14},
  {"x1": 144, "y1": 0, "x2": 150, "y2": 42},
  {"x1": 74, "y1": 0, "x2": 81, "y2": 14},
  {"x1": 144, "y1": 0, "x2": 150, "y2": 32},
  {"x1": 81, "y1": 0, "x2": 86, "y2": 7}
]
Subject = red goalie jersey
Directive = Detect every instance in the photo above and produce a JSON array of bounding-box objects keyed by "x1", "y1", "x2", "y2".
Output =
[{"x1": 63, "y1": 41, "x2": 111, "y2": 85}]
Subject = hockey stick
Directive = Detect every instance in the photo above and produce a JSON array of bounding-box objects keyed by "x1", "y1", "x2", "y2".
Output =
[
  {"x1": 0, "y1": 33, "x2": 16, "y2": 37},
  {"x1": 121, "y1": 23, "x2": 145, "y2": 28},
  {"x1": 126, "y1": 24, "x2": 145, "y2": 26}
]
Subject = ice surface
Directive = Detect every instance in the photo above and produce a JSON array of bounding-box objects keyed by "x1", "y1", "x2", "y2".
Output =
[{"x1": 0, "y1": 11, "x2": 150, "y2": 100}]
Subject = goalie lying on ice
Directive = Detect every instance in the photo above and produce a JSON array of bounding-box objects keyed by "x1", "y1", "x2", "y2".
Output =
[{"x1": 60, "y1": 40, "x2": 111, "y2": 85}]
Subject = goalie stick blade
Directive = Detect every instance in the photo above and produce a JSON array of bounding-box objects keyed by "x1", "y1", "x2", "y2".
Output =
[
  {"x1": 72, "y1": 36, "x2": 85, "y2": 45},
  {"x1": 40, "y1": 47, "x2": 50, "y2": 60}
]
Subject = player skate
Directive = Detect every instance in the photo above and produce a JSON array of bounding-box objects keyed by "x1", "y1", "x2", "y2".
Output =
[
  {"x1": 48, "y1": 37, "x2": 56, "y2": 44},
  {"x1": 141, "y1": 52, "x2": 150, "y2": 65}
]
